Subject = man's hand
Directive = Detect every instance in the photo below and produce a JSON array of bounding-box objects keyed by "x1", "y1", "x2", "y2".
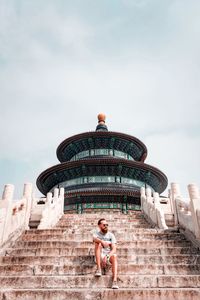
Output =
[
  {"x1": 93, "y1": 237, "x2": 111, "y2": 248},
  {"x1": 101, "y1": 241, "x2": 111, "y2": 248}
]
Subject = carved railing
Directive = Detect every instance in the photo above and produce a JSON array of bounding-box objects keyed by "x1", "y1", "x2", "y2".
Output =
[
  {"x1": 141, "y1": 183, "x2": 200, "y2": 239},
  {"x1": 0, "y1": 184, "x2": 64, "y2": 249},
  {"x1": 0, "y1": 183, "x2": 32, "y2": 249},
  {"x1": 38, "y1": 188, "x2": 64, "y2": 229},
  {"x1": 140, "y1": 187, "x2": 168, "y2": 230},
  {"x1": 170, "y1": 183, "x2": 200, "y2": 240}
]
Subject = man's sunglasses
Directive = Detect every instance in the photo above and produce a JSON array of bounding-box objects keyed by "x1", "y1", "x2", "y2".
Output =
[{"x1": 102, "y1": 224, "x2": 108, "y2": 227}]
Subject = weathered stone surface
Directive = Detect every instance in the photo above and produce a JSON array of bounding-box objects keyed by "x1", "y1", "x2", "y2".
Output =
[
  {"x1": 1, "y1": 289, "x2": 200, "y2": 300},
  {"x1": 1, "y1": 262, "x2": 200, "y2": 276},
  {"x1": 1, "y1": 274, "x2": 200, "y2": 288},
  {"x1": 20, "y1": 232, "x2": 187, "y2": 241},
  {"x1": 13, "y1": 239, "x2": 192, "y2": 249},
  {"x1": 0, "y1": 211, "x2": 200, "y2": 299}
]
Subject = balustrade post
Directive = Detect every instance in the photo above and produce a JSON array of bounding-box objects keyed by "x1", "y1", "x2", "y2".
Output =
[
  {"x1": 1, "y1": 184, "x2": 14, "y2": 244},
  {"x1": 53, "y1": 188, "x2": 59, "y2": 200},
  {"x1": 140, "y1": 187, "x2": 145, "y2": 210},
  {"x1": 171, "y1": 183, "x2": 181, "y2": 227},
  {"x1": 153, "y1": 192, "x2": 160, "y2": 207},
  {"x1": 47, "y1": 192, "x2": 53, "y2": 205},
  {"x1": 59, "y1": 188, "x2": 64, "y2": 215},
  {"x1": 23, "y1": 183, "x2": 33, "y2": 230},
  {"x1": 146, "y1": 188, "x2": 152, "y2": 216},
  {"x1": 153, "y1": 192, "x2": 160, "y2": 226},
  {"x1": 146, "y1": 188, "x2": 152, "y2": 199},
  {"x1": 188, "y1": 184, "x2": 200, "y2": 239}
]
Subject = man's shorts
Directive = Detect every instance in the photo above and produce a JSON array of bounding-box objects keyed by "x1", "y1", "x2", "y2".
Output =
[{"x1": 101, "y1": 248, "x2": 117, "y2": 264}]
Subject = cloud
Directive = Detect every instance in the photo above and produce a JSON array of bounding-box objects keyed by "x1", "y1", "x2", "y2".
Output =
[
  {"x1": 145, "y1": 131, "x2": 200, "y2": 197},
  {"x1": 0, "y1": 0, "x2": 199, "y2": 197}
]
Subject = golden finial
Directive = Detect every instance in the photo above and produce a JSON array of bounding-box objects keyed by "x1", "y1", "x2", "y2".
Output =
[{"x1": 97, "y1": 113, "x2": 106, "y2": 124}]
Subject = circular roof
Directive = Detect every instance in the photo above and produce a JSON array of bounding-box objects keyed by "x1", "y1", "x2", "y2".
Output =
[
  {"x1": 36, "y1": 157, "x2": 168, "y2": 195},
  {"x1": 56, "y1": 131, "x2": 148, "y2": 162}
]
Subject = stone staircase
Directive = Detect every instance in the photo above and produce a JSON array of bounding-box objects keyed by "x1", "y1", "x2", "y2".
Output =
[{"x1": 0, "y1": 211, "x2": 200, "y2": 299}]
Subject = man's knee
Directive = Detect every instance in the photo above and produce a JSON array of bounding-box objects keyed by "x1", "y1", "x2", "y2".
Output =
[{"x1": 110, "y1": 254, "x2": 117, "y2": 263}]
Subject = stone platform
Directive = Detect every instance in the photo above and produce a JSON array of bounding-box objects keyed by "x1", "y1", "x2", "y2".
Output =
[{"x1": 0, "y1": 211, "x2": 200, "y2": 299}]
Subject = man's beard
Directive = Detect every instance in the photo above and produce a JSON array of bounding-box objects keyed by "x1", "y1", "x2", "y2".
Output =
[{"x1": 102, "y1": 228, "x2": 108, "y2": 233}]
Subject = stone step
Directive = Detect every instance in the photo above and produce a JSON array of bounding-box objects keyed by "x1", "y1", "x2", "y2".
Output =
[
  {"x1": 6, "y1": 246, "x2": 200, "y2": 257},
  {"x1": 58, "y1": 221, "x2": 148, "y2": 224},
  {"x1": 1, "y1": 264, "x2": 200, "y2": 276},
  {"x1": 2, "y1": 254, "x2": 200, "y2": 268},
  {"x1": 58, "y1": 216, "x2": 146, "y2": 221},
  {"x1": 20, "y1": 233, "x2": 187, "y2": 242},
  {"x1": 13, "y1": 240, "x2": 192, "y2": 248},
  {"x1": 3, "y1": 254, "x2": 200, "y2": 266},
  {"x1": 57, "y1": 219, "x2": 148, "y2": 224},
  {"x1": 62, "y1": 212, "x2": 143, "y2": 218},
  {"x1": 60, "y1": 216, "x2": 145, "y2": 221},
  {"x1": 3, "y1": 253, "x2": 200, "y2": 264},
  {"x1": 61, "y1": 216, "x2": 144, "y2": 220},
  {"x1": 57, "y1": 224, "x2": 151, "y2": 229},
  {"x1": 56, "y1": 224, "x2": 150, "y2": 230},
  {"x1": 60, "y1": 211, "x2": 142, "y2": 217},
  {"x1": 24, "y1": 228, "x2": 178, "y2": 235},
  {"x1": 0, "y1": 275, "x2": 200, "y2": 288},
  {"x1": 24, "y1": 229, "x2": 163, "y2": 235},
  {"x1": 1, "y1": 209, "x2": 199, "y2": 299},
  {"x1": 1, "y1": 288, "x2": 200, "y2": 300}
]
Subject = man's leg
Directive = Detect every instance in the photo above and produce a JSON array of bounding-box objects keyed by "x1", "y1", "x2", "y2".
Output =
[
  {"x1": 110, "y1": 254, "x2": 118, "y2": 281},
  {"x1": 110, "y1": 255, "x2": 119, "y2": 288},
  {"x1": 94, "y1": 242, "x2": 102, "y2": 275}
]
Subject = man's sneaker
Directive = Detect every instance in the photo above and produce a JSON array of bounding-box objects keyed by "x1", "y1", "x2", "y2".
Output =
[
  {"x1": 112, "y1": 280, "x2": 119, "y2": 289},
  {"x1": 95, "y1": 269, "x2": 102, "y2": 277}
]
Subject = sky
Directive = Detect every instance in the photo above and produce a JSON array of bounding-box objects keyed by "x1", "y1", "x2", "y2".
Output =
[{"x1": 0, "y1": 0, "x2": 199, "y2": 199}]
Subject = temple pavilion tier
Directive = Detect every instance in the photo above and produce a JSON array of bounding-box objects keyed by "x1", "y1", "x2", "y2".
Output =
[{"x1": 36, "y1": 114, "x2": 168, "y2": 213}]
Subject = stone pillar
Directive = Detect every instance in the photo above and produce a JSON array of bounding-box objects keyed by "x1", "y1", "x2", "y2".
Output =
[
  {"x1": 153, "y1": 192, "x2": 159, "y2": 225},
  {"x1": 146, "y1": 188, "x2": 152, "y2": 199},
  {"x1": 77, "y1": 203, "x2": 82, "y2": 214},
  {"x1": 153, "y1": 192, "x2": 160, "y2": 207},
  {"x1": 153, "y1": 191, "x2": 168, "y2": 230},
  {"x1": 168, "y1": 189, "x2": 174, "y2": 215},
  {"x1": 140, "y1": 187, "x2": 145, "y2": 210},
  {"x1": 47, "y1": 192, "x2": 53, "y2": 205},
  {"x1": 188, "y1": 184, "x2": 200, "y2": 200},
  {"x1": 2, "y1": 184, "x2": 14, "y2": 202},
  {"x1": 23, "y1": 183, "x2": 32, "y2": 230},
  {"x1": 146, "y1": 188, "x2": 152, "y2": 217},
  {"x1": 53, "y1": 188, "x2": 59, "y2": 200},
  {"x1": 122, "y1": 196, "x2": 127, "y2": 214},
  {"x1": 53, "y1": 188, "x2": 59, "y2": 217},
  {"x1": 188, "y1": 184, "x2": 200, "y2": 239},
  {"x1": 1, "y1": 184, "x2": 14, "y2": 244},
  {"x1": 59, "y1": 188, "x2": 65, "y2": 215},
  {"x1": 171, "y1": 183, "x2": 181, "y2": 227},
  {"x1": 38, "y1": 192, "x2": 52, "y2": 229}
]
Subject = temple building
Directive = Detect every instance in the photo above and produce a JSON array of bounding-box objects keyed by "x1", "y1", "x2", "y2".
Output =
[{"x1": 36, "y1": 114, "x2": 168, "y2": 213}]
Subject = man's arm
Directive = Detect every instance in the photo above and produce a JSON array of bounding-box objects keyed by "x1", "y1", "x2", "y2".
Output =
[
  {"x1": 108, "y1": 243, "x2": 116, "y2": 257},
  {"x1": 93, "y1": 236, "x2": 102, "y2": 244},
  {"x1": 93, "y1": 236, "x2": 111, "y2": 248}
]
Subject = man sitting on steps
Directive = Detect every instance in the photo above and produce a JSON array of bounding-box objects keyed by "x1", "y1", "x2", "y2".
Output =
[{"x1": 93, "y1": 218, "x2": 119, "y2": 289}]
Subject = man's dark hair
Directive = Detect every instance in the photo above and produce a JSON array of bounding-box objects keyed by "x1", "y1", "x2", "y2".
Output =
[{"x1": 98, "y1": 218, "x2": 106, "y2": 225}]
